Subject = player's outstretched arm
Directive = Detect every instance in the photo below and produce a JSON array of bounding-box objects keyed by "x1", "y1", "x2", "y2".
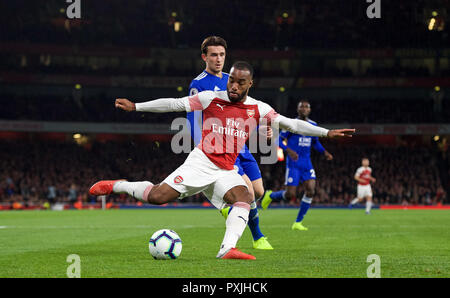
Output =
[
  {"x1": 326, "y1": 129, "x2": 355, "y2": 138},
  {"x1": 274, "y1": 115, "x2": 355, "y2": 138},
  {"x1": 115, "y1": 96, "x2": 190, "y2": 113},
  {"x1": 115, "y1": 98, "x2": 136, "y2": 111}
]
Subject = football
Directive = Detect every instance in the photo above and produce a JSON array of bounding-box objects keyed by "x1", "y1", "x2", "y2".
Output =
[{"x1": 148, "y1": 229, "x2": 182, "y2": 260}]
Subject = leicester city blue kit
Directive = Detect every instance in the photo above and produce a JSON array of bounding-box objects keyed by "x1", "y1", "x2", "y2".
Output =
[{"x1": 279, "y1": 119, "x2": 325, "y2": 186}]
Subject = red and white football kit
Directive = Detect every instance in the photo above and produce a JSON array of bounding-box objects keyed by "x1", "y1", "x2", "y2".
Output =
[
  {"x1": 355, "y1": 166, "x2": 373, "y2": 198},
  {"x1": 135, "y1": 90, "x2": 329, "y2": 209}
]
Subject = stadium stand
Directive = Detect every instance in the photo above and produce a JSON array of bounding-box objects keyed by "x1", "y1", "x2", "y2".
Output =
[
  {"x1": 0, "y1": 138, "x2": 447, "y2": 208},
  {"x1": 0, "y1": 0, "x2": 448, "y2": 209},
  {"x1": 0, "y1": 94, "x2": 449, "y2": 124}
]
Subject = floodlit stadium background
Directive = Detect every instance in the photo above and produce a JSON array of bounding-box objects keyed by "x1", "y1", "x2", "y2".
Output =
[{"x1": 0, "y1": 0, "x2": 448, "y2": 211}]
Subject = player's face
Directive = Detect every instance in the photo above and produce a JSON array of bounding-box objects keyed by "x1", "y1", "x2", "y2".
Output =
[
  {"x1": 362, "y1": 158, "x2": 370, "y2": 167},
  {"x1": 202, "y1": 46, "x2": 226, "y2": 75},
  {"x1": 227, "y1": 67, "x2": 253, "y2": 103},
  {"x1": 297, "y1": 102, "x2": 311, "y2": 118}
]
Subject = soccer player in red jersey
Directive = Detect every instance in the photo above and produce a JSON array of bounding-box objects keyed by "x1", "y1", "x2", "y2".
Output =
[
  {"x1": 89, "y1": 61, "x2": 355, "y2": 259},
  {"x1": 349, "y1": 157, "x2": 376, "y2": 214}
]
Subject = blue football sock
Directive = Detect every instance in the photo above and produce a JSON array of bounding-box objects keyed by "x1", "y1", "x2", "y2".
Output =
[
  {"x1": 227, "y1": 205, "x2": 264, "y2": 241},
  {"x1": 296, "y1": 195, "x2": 312, "y2": 223},
  {"x1": 269, "y1": 190, "x2": 286, "y2": 202},
  {"x1": 248, "y1": 206, "x2": 264, "y2": 241}
]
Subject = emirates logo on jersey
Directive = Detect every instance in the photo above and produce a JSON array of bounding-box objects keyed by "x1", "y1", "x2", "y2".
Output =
[
  {"x1": 247, "y1": 109, "x2": 255, "y2": 118},
  {"x1": 174, "y1": 176, "x2": 183, "y2": 184}
]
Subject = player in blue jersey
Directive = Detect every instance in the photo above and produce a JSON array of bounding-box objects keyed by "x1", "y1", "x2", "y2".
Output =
[
  {"x1": 261, "y1": 100, "x2": 333, "y2": 231},
  {"x1": 188, "y1": 36, "x2": 273, "y2": 249}
]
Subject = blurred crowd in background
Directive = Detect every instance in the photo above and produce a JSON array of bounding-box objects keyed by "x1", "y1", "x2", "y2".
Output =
[
  {"x1": 1, "y1": 94, "x2": 448, "y2": 124},
  {"x1": 0, "y1": 54, "x2": 440, "y2": 78},
  {"x1": 0, "y1": 0, "x2": 449, "y2": 209},
  {"x1": 0, "y1": 140, "x2": 185, "y2": 208},
  {"x1": 262, "y1": 143, "x2": 447, "y2": 206},
  {"x1": 0, "y1": 139, "x2": 447, "y2": 208}
]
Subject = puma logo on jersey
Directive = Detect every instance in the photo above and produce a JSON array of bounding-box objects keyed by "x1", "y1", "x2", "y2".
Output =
[{"x1": 216, "y1": 103, "x2": 225, "y2": 111}]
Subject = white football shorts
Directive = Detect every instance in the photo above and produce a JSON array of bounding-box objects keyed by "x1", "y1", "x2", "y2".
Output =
[
  {"x1": 162, "y1": 147, "x2": 247, "y2": 209},
  {"x1": 357, "y1": 184, "x2": 373, "y2": 199}
]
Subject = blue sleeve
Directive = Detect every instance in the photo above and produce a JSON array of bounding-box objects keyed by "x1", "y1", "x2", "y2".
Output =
[
  {"x1": 189, "y1": 80, "x2": 204, "y2": 95},
  {"x1": 278, "y1": 131, "x2": 291, "y2": 150},
  {"x1": 312, "y1": 137, "x2": 326, "y2": 154}
]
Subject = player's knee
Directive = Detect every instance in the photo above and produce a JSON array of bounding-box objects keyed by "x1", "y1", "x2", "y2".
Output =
[
  {"x1": 254, "y1": 187, "x2": 264, "y2": 200},
  {"x1": 247, "y1": 185, "x2": 255, "y2": 200},
  {"x1": 239, "y1": 190, "x2": 254, "y2": 205},
  {"x1": 252, "y1": 180, "x2": 264, "y2": 199},
  {"x1": 225, "y1": 186, "x2": 253, "y2": 205},
  {"x1": 305, "y1": 189, "x2": 315, "y2": 197}
]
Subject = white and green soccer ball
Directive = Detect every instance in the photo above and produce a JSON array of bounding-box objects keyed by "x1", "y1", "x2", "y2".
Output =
[{"x1": 148, "y1": 229, "x2": 182, "y2": 260}]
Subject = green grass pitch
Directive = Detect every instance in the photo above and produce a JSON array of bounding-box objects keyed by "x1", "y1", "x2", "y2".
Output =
[{"x1": 0, "y1": 208, "x2": 449, "y2": 278}]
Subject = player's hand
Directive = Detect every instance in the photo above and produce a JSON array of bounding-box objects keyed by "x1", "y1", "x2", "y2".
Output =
[
  {"x1": 258, "y1": 126, "x2": 273, "y2": 139},
  {"x1": 286, "y1": 148, "x2": 298, "y2": 161},
  {"x1": 370, "y1": 177, "x2": 376, "y2": 183},
  {"x1": 115, "y1": 98, "x2": 136, "y2": 112},
  {"x1": 324, "y1": 151, "x2": 333, "y2": 161},
  {"x1": 266, "y1": 127, "x2": 273, "y2": 139},
  {"x1": 327, "y1": 129, "x2": 355, "y2": 138}
]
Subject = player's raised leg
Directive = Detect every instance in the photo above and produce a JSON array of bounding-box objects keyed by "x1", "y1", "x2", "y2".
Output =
[
  {"x1": 262, "y1": 166, "x2": 300, "y2": 210},
  {"x1": 89, "y1": 180, "x2": 180, "y2": 205},
  {"x1": 89, "y1": 180, "x2": 150, "y2": 201},
  {"x1": 349, "y1": 197, "x2": 361, "y2": 208},
  {"x1": 261, "y1": 185, "x2": 297, "y2": 210},
  {"x1": 89, "y1": 179, "x2": 126, "y2": 196}
]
